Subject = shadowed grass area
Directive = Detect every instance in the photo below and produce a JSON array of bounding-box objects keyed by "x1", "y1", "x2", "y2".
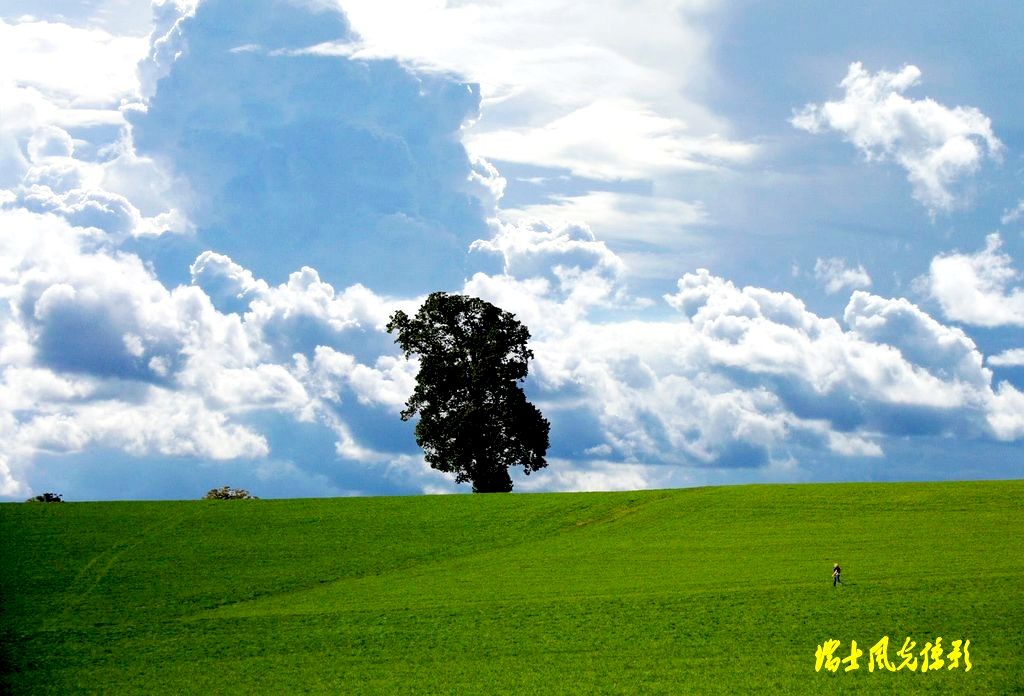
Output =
[{"x1": 2, "y1": 481, "x2": 1022, "y2": 693}]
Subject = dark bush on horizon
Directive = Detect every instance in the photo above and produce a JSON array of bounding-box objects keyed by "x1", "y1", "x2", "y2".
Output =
[{"x1": 26, "y1": 492, "x2": 63, "y2": 503}]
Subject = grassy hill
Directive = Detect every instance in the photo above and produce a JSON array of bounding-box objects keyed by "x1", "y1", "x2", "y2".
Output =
[{"x1": 2, "y1": 481, "x2": 1022, "y2": 694}]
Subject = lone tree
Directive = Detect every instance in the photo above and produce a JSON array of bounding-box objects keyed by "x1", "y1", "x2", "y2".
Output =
[{"x1": 387, "y1": 292, "x2": 550, "y2": 492}]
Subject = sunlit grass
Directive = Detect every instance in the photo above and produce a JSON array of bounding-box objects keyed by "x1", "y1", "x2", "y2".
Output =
[{"x1": 2, "y1": 480, "x2": 1021, "y2": 693}]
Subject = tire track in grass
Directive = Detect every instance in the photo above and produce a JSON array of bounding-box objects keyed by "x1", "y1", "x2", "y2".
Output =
[
  {"x1": 199, "y1": 492, "x2": 678, "y2": 620},
  {"x1": 58, "y1": 507, "x2": 202, "y2": 625}
]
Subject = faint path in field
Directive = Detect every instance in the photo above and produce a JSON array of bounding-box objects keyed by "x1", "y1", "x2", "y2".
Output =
[
  {"x1": 568, "y1": 491, "x2": 672, "y2": 529},
  {"x1": 58, "y1": 507, "x2": 201, "y2": 625},
  {"x1": 196, "y1": 491, "x2": 678, "y2": 621}
]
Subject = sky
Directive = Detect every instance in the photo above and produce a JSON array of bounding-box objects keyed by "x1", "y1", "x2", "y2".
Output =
[{"x1": 1, "y1": 0, "x2": 1022, "y2": 501}]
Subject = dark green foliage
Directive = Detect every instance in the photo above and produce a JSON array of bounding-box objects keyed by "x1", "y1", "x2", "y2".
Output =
[
  {"x1": 387, "y1": 292, "x2": 550, "y2": 492},
  {"x1": 203, "y1": 486, "x2": 258, "y2": 500},
  {"x1": 25, "y1": 492, "x2": 63, "y2": 503}
]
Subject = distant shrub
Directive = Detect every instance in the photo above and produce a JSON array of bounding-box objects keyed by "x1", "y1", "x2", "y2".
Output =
[
  {"x1": 203, "y1": 486, "x2": 259, "y2": 500},
  {"x1": 26, "y1": 492, "x2": 63, "y2": 503}
]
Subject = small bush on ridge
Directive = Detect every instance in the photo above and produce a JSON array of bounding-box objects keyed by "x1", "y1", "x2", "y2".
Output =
[
  {"x1": 26, "y1": 492, "x2": 63, "y2": 503},
  {"x1": 203, "y1": 486, "x2": 259, "y2": 500}
]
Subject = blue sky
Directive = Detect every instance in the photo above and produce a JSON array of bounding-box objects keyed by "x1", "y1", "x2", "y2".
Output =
[{"x1": 1, "y1": 0, "x2": 1021, "y2": 500}]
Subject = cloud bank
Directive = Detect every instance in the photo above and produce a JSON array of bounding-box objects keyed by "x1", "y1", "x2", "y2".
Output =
[
  {"x1": 1, "y1": 1, "x2": 1021, "y2": 499},
  {"x1": 128, "y1": 0, "x2": 496, "y2": 292}
]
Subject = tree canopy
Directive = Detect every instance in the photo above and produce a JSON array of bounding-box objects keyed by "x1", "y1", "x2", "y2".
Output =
[{"x1": 387, "y1": 292, "x2": 550, "y2": 492}]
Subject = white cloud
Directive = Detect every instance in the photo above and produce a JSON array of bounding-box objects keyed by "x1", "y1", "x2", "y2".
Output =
[
  {"x1": 814, "y1": 257, "x2": 872, "y2": 295},
  {"x1": 138, "y1": 0, "x2": 200, "y2": 98},
  {"x1": 19, "y1": 390, "x2": 270, "y2": 459},
  {"x1": 26, "y1": 125, "x2": 74, "y2": 160},
  {"x1": 921, "y1": 233, "x2": 1024, "y2": 327},
  {"x1": 468, "y1": 98, "x2": 756, "y2": 180},
  {"x1": 1, "y1": 211, "x2": 226, "y2": 384},
  {"x1": 462, "y1": 272, "x2": 564, "y2": 338},
  {"x1": 190, "y1": 251, "x2": 270, "y2": 314},
  {"x1": 0, "y1": 18, "x2": 188, "y2": 237},
  {"x1": 13, "y1": 183, "x2": 187, "y2": 238},
  {"x1": 0, "y1": 18, "x2": 147, "y2": 106},
  {"x1": 504, "y1": 190, "x2": 707, "y2": 246},
  {"x1": 238, "y1": 267, "x2": 406, "y2": 362},
  {"x1": 988, "y1": 349, "x2": 1024, "y2": 367},
  {"x1": 470, "y1": 218, "x2": 627, "y2": 316},
  {"x1": 499, "y1": 191, "x2": 708, "y2": 281},
  {"x1": 826, "y1": 431, "x2": 883, "y2": 458},
  {"x1": 0, "y1": 454, "x2": 24, "y2": 497},
  {"x1": 0, "y1": 0, "x2": 156, "y2": 36},
  {"x1": 185, "y1": 363, "x2": 310, "y2": 413},
  {"x1": 987, "y1": 383, "x2": 1024, "y2": 441},
  {"x1": 308, "y1": 346, "x2": 415, "y2": 410},
  {"x1": 515, "y1": 459, "x2": 672, "y2": 493},
  {"x1": 475, "y1": 268, "x2": 1017, "y2": 476},
  {"x1": 792, "y1": 62, "x2": 1002, "y2": 214},
  {"x1": 0, "y1": 207, "x2": 422, "y2": 495},
  {"x1": 843, "y1": 291, "x2": 989, "y2": 390},
  {"x1": 473, "y1": 218, "x2": 623, "y2": 278},
  {"x1": 665, "y1": 274, "x2": 990, "y2": 410},
  {"x1": 1002, "y1": 199, "x2": 1024, "y2": 226},
  {"x1": 334, "y1": 0, "x2": 755, "y2": 179}
]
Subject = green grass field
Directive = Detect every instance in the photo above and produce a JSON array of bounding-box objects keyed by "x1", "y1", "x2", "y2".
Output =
[{"x1": 2, "y1": 480, "x2": 1022, "y2": 694}]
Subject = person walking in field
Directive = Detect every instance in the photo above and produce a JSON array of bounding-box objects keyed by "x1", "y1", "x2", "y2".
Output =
[{"x1": 833, "y1": 563, "x2": 842, "y2": 587}]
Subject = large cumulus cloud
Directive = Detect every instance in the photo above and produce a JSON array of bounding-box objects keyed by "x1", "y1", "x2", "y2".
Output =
[
  {"x1": 0, "y1": 16, "x2": 186, "y2": 238},
  {"x1": 128, "y1": 0, "x2": 496, "y2": 293},
  {"x1": 468, "y1": 264, "x2": 1023, "y2": 475},
  {"x1": 0, "y1": 210, "x2": 267, "y2": 495},
  {"x1": 0, "y1": 206, "x2": 440, "y2": 497}
]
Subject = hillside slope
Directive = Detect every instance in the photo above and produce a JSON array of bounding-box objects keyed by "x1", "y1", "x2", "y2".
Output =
[{"x1": 2, "y1": 481, "x2": 1022, "y2": 693}]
